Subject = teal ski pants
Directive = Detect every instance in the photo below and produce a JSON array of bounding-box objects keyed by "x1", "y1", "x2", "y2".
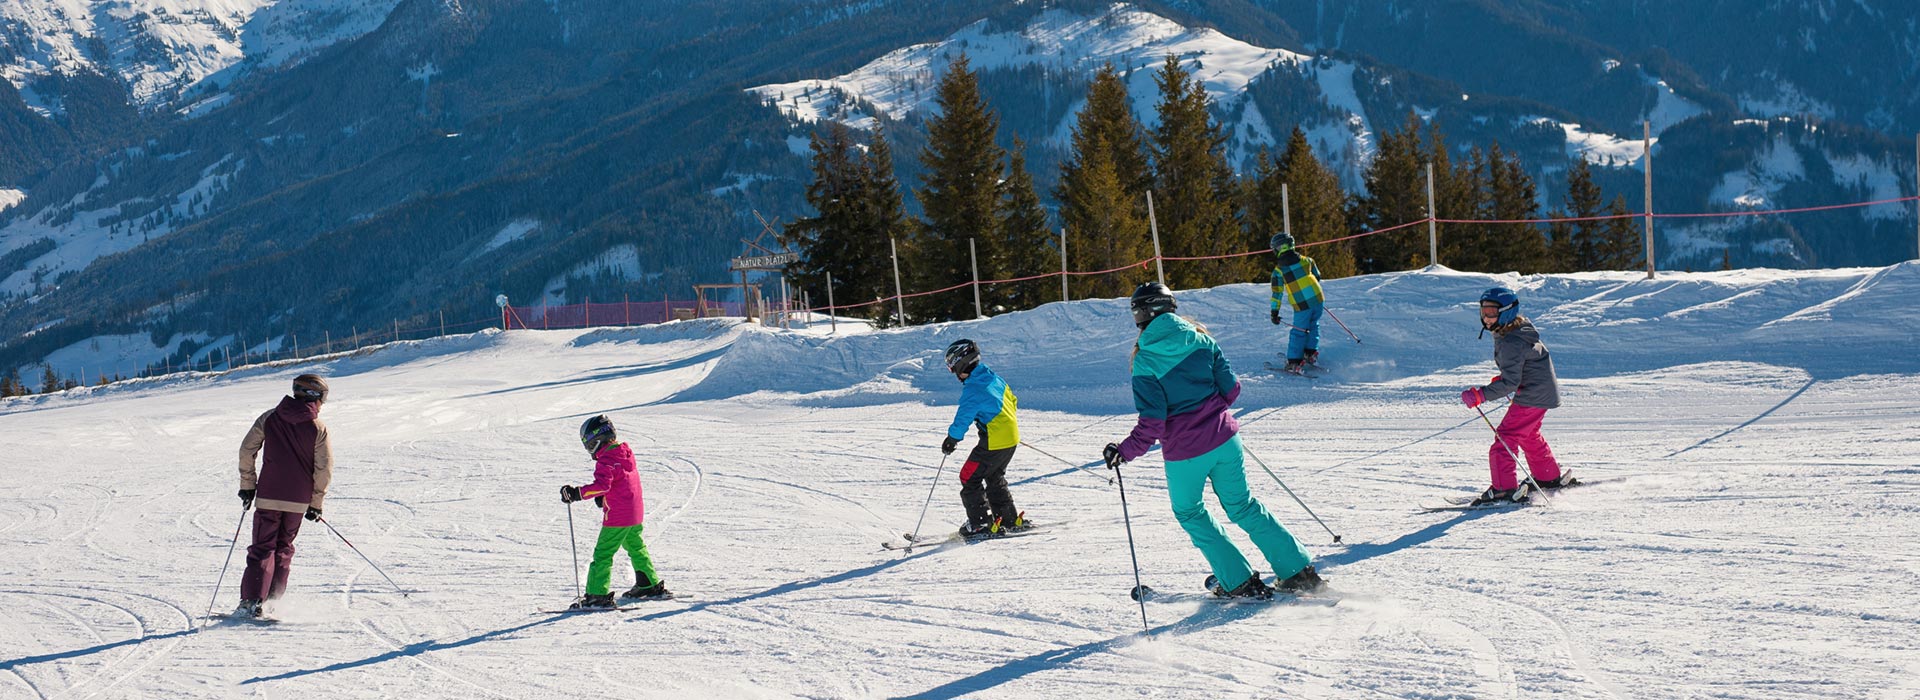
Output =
[{"x1": 1164, "y1": 435, "x2": 1311, "y2": 588}]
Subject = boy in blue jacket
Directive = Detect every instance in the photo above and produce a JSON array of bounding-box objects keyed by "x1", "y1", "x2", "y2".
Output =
[{"x1": 940, "y1": 339, "x2": 1026, "y2": 538}]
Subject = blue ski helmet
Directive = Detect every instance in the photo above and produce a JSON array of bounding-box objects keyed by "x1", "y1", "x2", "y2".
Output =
[
  {"x1": 1269, "y1": 231, "x2": 1295, "y2": 254},
  {"x1": 580, "y1": 414, "x2": 617, "y2": 454},
  {"x1": 1479, "y1": 287, "x2": 1520, "y2": 327},
  {"x1": 1130, "y1": 282, "x2": 1177, "y2": 329}
]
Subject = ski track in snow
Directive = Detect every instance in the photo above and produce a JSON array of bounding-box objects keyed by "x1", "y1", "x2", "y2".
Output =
[{"x1": 3, "y1": 266, "x2": 1919, "y2": 698}]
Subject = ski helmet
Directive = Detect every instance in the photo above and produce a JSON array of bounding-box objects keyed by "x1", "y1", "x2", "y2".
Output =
[
  {"x1": 943, "y1": 339, "x2": 980, "y2": 376},
  {"x1": 1130, "y1": 282, "x2": 1177, "y2": 329},
  {"x1": 1479, "y1": 287, "x2": 1520, "y2": 327},
  {"x1": 580, "y1": 415, "x2": 617, "y2": 454},
  {"x1": 1269, "y1": 231, "x2": 1295, "y2": 254},
  {"x1": 291, "y1": 374, "x2": 329, "y2": 403}
]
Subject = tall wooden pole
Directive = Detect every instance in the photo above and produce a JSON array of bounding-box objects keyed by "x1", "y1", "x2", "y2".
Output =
[
  {"x1": 1146, "y1": 191, "x2": 1166, "y2": 286},
  {"x1": 1425, "y1": 163, "x2": 1439, "y2": 267},
  {"x1": 890, "y1": 237, "x2": 906, "y2": 325},
  {"x1": 1644, "y1": 120, "x2": 1656, "y2": 279},
  {"x1": 1058, "y1": 228, "x2": 1069, "y2": 303},
  {"x1": 969, "y1": 237, "x2": 983, "y2": 319},
  {"x1": 826, "y1": 272, "x2": 837, "y2": 334}
]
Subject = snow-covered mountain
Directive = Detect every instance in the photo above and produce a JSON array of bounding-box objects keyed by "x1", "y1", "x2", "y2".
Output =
[
  {"x1": 0, "y1": 0, "x2": 399, "y2": 111},
  {"x1": 749, "y1": 5, "x2": 1703, "y2": 187}
]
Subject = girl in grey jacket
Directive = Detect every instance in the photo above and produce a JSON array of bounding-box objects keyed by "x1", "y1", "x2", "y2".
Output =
[{"x1": 1460, "y1": 288, "x2": 1572, "y2": 504}]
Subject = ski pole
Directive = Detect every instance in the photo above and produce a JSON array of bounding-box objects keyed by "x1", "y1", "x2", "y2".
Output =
[
  {"x1": 1474, "y1": 404, "x2": 1551, "y2": 501},
  {"x1": 1019, "y1": 440, "x2": 1113, "y2": 484},
  {"x1": 566, "y1": 502, "x2": 581, "y2": 598},
  {"x1": 204, "y1": 502, "x2": 250, "y2": 622},
  {"x1": 1242, "y1": 448, "x2": 1343, "y2": 544},
  {"x1": 317, "y1": 516, "x2": 410, "y2": 596},
  {"x1": 1325, "y1": 308, "x2": 1361, "y2": 344},
  {"x1": 1111, "y1": 460, "x2": 1152, "y2": 636},
  {"x1": 906, "y1": 454, "x2": 950, "y2": 543}
]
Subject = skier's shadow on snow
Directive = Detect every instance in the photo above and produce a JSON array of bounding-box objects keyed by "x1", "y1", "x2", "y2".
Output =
[
  {"x1": 897, "y1": 604, "x2": 1271, "y2": 700},
  {"x1": 0, "y1": 627, "x2": 200, "y2": 671},
  {"x1": 1315, "y1": 507, "x2": 1510, "y2": 570},
  {"x1": 242, "y1": 553, "x2": 934, "y2": 685},
  {"x1": 452, "y1": 346, "x2": 731, "y2": 400}
]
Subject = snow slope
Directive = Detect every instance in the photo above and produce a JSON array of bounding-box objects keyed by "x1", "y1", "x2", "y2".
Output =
[{"x1": 3, "y1": 265, "x2": 1918, "y2": 698}]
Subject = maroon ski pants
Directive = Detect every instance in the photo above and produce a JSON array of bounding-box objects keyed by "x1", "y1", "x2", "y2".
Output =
[{"x1": 240, "y1": 508, "x2": 304, "y2": 602}]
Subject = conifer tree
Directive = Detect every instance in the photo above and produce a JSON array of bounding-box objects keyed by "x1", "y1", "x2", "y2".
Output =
[
  {"x1": 912, "y1": 55, "x2": 1007, "y2": 322},
  {"x1": 1061, "y1": 137, "x2": 1149, "y2": 300},
  {"x1": 1597, "y1": 196, "x2": 1643, "y2": 269},
  {"x1": 992, "y1": 139, "x2": 1054, "y2": 311},
  {"x1": 1149, "y1": 55, "x2": 1243, "y2": 288},
  {"x1": 40, "y1": 365, "x2": 60, "y2": 394},
  {"x1": 1354, "y1": 112, "x2": 1431, "y2": 273},
  {"x1": 1260, "y1": 126, "x2": 1356, "y2": 278},
  {"x1": 1551, "y1": 158, "x2": 1606, "y2": 271},
  {"x1": 1057, "y1": 65, "x2": 1152, "y2": 298}
]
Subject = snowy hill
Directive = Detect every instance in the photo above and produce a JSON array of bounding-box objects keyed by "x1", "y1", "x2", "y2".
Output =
[
  {"x1": 4, "y1": 265, "x2": 1918, "y2": 698},
  {"x1": 0, "y1": 0, "x2": 399, "y2": 111}
]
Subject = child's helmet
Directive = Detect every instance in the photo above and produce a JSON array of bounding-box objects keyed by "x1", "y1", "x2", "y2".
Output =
[
  {"x1": 1130, "y1": 282, "x2": 1177, "y2": 329},
  {"x1": 1480, "y1": 287, "x2": 1520, "y2": 327},
  {"x1": 580, "y1": 415, "x2": 617, "y2": 454},
  {"x1": 1269, "y1": 231, "x2": 1295, "y2": 254},
  {"x1": 943, "y1": 339, "x2": 980, "y2": 376}
]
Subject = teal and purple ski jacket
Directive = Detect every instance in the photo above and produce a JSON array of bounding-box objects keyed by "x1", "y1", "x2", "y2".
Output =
[{"x1": 1117, "y1": 314, "x2": 1242, "y2": 462}]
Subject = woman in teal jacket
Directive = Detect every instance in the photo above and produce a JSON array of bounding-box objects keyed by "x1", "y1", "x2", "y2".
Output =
[{"x1": 1103, "y1": 283, "x2": 1324, "y2": 598}]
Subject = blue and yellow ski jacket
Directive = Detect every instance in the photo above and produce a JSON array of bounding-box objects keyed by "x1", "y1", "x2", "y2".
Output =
[
  {"x1": 948, "y1": 363, "x2": 1020, "y2": 450},
  {"x1": 1271, "y1": 250, "x2": 1324, "y2": 312}
]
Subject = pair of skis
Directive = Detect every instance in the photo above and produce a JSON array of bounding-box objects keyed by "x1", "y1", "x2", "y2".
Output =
[
  {"x1": 1419, "y1": 477, "x2": 1601, "y2": 512},
  {"x1": 881, "y1": 522, "x2": 1055, "y2": 551},
  {"x1": 1130, "y1": 578, "x2": 1340, "y2": 607},
  {"x1": 1264, "y1": 361, "x2": 1329, "y2": 378},
  {"x1": 538, "y1": 592, "x2": 679, "y2": 615}
]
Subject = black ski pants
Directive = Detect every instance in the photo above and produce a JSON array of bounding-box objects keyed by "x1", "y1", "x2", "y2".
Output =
[{"x1": 958, "y1": 442, "x2": 1019, "y2": 528}]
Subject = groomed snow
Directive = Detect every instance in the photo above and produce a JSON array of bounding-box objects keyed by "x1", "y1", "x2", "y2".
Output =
[{"x1": 3, "y1": 264, "x2": 1918, "y2": 698}]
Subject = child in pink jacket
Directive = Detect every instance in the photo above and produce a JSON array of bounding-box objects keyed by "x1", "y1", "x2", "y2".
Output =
[{"x1": 561, "y1": 415, "x2": 670, "y2": 608}]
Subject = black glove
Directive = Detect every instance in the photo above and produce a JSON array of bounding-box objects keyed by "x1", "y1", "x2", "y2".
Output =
[
  {"x1": 1270, "y1": 309, "x2": 1281, "y2": 325},
  {"x1": 941, "y1": 436, "x2": 959, "y2": 455},
  {"x1": 304, "y1": 506, "x2": 321, "y2": 522},
  {"x1": 594, "y1": 495, "x2": 606, "y2": 509},
  {"x1": 238, "y1": 488, "x2": 255, "y2": 507},
  {"x1": 560, "y1": 485, "x2": 582, "y2": 504},
  {"x1": 1103, "y1": 443, "x2": 1124, "y2": 469}
]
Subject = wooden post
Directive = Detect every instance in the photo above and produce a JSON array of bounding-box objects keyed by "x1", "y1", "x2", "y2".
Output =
[
  {"x1": 292, "y1": 333, "x2": 299, "y2": 358},
  {"x1": 351, "y1": 326, "x2": 359, "y2": 350},
  {"x1": 223, "y1": 347, "x2": 230, "y2": 371},
  {"x1": 1058, "y1": 227, "x2": 1069, "y2": 303},
  {"x1": 826, "y1": 272, "x2": 837, "y2": 334},
  {"x1": 890, "y1": 236, "x2": 906, "y2": 325},
  {"x1": 584, "y1": 296, "x2": 591, "y2": 328},
  {"x1": 439, "y1": 310, "x2": 446, "y2": 337},
  {"x1": 1282, "y1": 183, "x2": 1293, "y2": 242},
  {"x1": 1644, "y1": 120, "x2": 1656, "y2": 279},
  {"x1": 395, "y1": 318, "x2": 401, "y2": 341},
  {"x1": 969, "y1": 237, "x2": 983, "y2": 319},
  {"x1": 325, "y1": 331, "x2": 332, "y2": 355},
  {"x1": 1425, "y1": 163, "x2": 1439, "y2": 267},
  {"x1": 1146, "y1": 191, "x2": 1166, "y2": 286}
]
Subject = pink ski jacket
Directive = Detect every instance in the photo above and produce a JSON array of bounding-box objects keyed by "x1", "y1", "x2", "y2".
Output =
[{"x1": 579, "y1": 443, "x2": 645, "y2": 527}]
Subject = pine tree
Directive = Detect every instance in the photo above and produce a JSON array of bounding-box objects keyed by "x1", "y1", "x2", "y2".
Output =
[
  {"x1": 1268, "y1": 126, "x2": 1356, "y2": 278},
  {"x1": 912, "y1": 55, "x2": 1007, "y2": 322},
  {"x1": 857, "y1": 126, "x2": 915, "y2": 323},
  {"x1": 1057, "y1": 65, "x2": 1151, "y2": 299},
  {"x1": 1597, "y1": 196, "x2": 1643, "y2": 269},
  {"x1": 0, "y1": 367, "x2": 20, "y2": 397},
  {"x1": 1354, "y1": 112, "x2": 1431, "y2": 273},
  {"x1": 1149, "y1": 55, "x2": 1244, "y2": 289},
  {"x1": 1554, "y1": 158, "x2": 1606, "y2": 271},
  {"x1": 1486, "y1": 144, "x2": 1550, "y2": 273},
  {"x1": 782, "y1": 123, "x2": 911, "y2": 325},
  {"x1": 1061, "y1": 136, "x2": 1149, "y2": 300},
  {"x1": 40, "y1": 366, "x2": 60, "y2": 394},
  {"x1": 992, "y1": 139, "x2": 1055, "y2": 312}
]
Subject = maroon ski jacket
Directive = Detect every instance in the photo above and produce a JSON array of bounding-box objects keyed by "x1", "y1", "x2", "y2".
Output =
[{"x1": 239, "y1": 396, "x2": 334, "y2": 513}]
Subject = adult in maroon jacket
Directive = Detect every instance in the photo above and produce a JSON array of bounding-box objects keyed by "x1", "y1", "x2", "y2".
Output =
[{"x1": 233, "y1": 374, "x2": 333, "y2": 618}]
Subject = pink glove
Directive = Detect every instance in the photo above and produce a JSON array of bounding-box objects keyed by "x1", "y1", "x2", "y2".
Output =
[{"x1": 1460, "y1": 387, "x2": 1485, "y2": 408}]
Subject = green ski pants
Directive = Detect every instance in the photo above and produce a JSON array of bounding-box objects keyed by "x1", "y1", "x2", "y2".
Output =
[
  {"x1": 586, "y1": 524, "x2": 658, "y2": 596},
  {"x1": 1164, "y1": 435, "x2": 1311, "y2": 588}
]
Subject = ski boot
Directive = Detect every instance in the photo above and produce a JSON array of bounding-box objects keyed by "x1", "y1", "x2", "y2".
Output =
[
  {"x1": 958, "y1": 520, "x2": 997, "y2": 541},
  {"x1": 1000, "y1": 511, "x2": 1032, "y2": 533},
  {"x1": 1205, "y1": 571, "x2": 1274, "y2": 600},
  {"x1": 1534, "y1": 471, "x2": 1580, "y2": 490},
  {"x1": 1275, "y1": 565, "x2": 1327, "y2": 595},
  {"x1": 571, "y1": 593, "x2": 617, "y2": 610},
  {"x1": 1468, "y1": 484, "x2": 1532, "y2": 506},
  {"x1": 1281, "y1": 359, "x2": 1306, "y2": 375},
  {"x1": 621, "y1": 572, "x2": 673, "y2": 600},
  {"x1": 232, "y1": 599, "x2": 265, "y2": 619},
  {"x1": 1303, "y1": 349, "x2": 1320, "y2": 367}
]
